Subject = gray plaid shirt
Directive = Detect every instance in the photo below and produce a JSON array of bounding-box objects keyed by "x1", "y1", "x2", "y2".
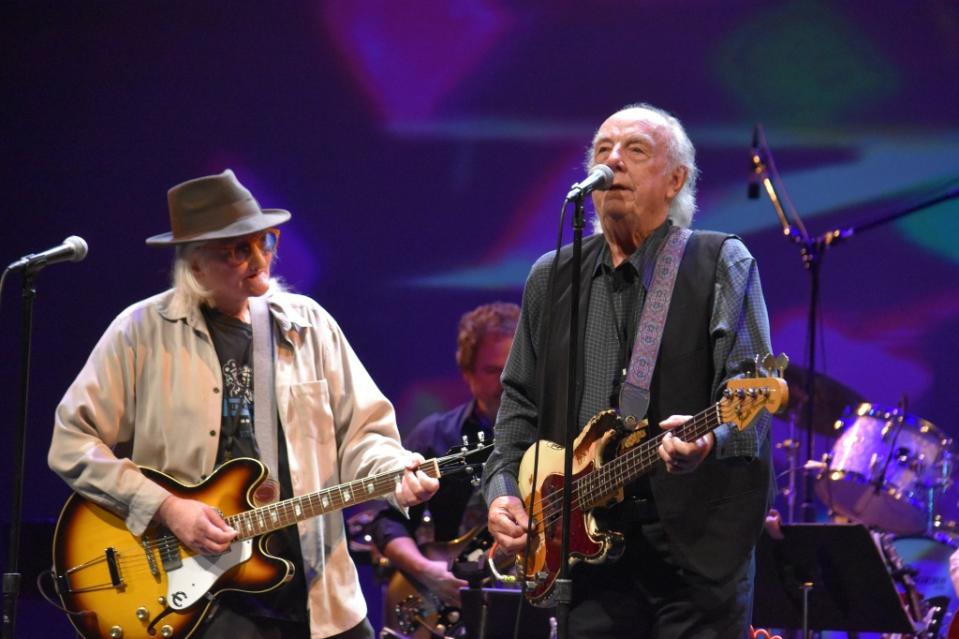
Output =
[{"x1": 484, "y1": 224, "x2": 773, "y2": 503}]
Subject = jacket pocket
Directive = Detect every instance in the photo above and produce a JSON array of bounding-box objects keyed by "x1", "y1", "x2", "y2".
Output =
[{"x1": 284, "y1": 379, "x2": 334, "y2": 445}]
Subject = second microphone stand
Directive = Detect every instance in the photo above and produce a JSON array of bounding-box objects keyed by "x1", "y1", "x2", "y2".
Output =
[{"x1": 751, "y1": 123, "x2": 959, "y2": 523}]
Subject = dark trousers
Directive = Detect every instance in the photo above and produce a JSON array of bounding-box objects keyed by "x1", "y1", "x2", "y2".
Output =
[{"x1": 566, "y1": 520, "x2": 755, "y2": 639}]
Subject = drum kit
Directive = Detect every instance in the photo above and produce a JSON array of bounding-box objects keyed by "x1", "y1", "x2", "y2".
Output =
[{"x1": 776, "y1": 368, "x2": 958, "y2": 637}]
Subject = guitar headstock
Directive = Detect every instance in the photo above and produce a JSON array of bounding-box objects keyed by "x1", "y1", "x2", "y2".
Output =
[
  {"x1": 436, "y1": 436, "x2": 494, "y2": 483},
  {"x1": 722, "y1": 352, "x2": 790, "y2": 431}
]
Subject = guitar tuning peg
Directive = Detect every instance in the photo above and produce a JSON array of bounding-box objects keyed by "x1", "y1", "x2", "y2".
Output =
[
  {"x1": 470, "y1": 476, "x2": 480, "y2": 488},
  {"x1": 477, "y1": 431, "x2": 486, "y2": 444},
  {"x1": 461, "y1": 435, "x2": 469, "y2": 448},
  {"x1": 774, "y1": 353, "x2": 790, "y2": 377},
  {"x1": 762, "y1": 353, "x2": 777, "y2": 377}
]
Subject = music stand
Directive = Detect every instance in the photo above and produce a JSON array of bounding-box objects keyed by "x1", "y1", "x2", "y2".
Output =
[
  {"x1": 460, "y1": 588, "x2": 555, "y2": 639},
  {"x1": 753, "y1": 524, "x2": 916, "y2": 634}
]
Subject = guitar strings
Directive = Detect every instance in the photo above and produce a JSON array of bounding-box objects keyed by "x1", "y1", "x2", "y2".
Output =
[
  {"x1": 528, "y1": 390, "x2": 774, "y2": 535},
  {"x1": 528, "y1": 410, "x2": 715, "y2": 534},
  {"x1": 132, "y1": 451, "x2": 471, "y2": 549},
  {"x1": 525, "y1": 396, "x2": 760, "y2": 535},
  {"x1": 68, "y1": 450, "x2": 483, "y2": 583}
]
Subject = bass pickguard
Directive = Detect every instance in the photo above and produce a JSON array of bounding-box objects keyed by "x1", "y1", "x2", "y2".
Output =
[{"x1": 517, "y1": 411, "x2": 628, "y2": 606}]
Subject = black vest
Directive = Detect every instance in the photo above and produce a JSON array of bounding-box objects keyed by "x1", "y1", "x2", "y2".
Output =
[{"x1": 536, "y1": 230, "x2": 770, "y2": 580}]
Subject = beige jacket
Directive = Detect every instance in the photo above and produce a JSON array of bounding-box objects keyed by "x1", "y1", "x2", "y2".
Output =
[{"x1": 49, "y1": 288, "x2": 408, "y2": 637}]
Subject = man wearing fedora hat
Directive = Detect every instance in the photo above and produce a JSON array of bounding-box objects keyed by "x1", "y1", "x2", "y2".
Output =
[{"x1": 48, "y1": 169, "x2": 437, "y2": 638}]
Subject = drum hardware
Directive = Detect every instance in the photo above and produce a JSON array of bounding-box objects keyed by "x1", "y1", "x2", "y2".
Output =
[
  {"x1": 872, "y1": 397, "x2": 911, "y2": 511},
  {"x1": 882, "y1": 534, "x2": 959, "y2": 638},
  {"x1": 877, "y1": 532, "x2": 930, "y2": 637},
  {"x1": 776, "y1": 368, "x2": 863, "y2": 524},
  {"x1": 775, "y1": 410, "x2": 803, "y2": 523},
  {"x1": 815, "y1": 402, "x2": 953, "y2": 535}
]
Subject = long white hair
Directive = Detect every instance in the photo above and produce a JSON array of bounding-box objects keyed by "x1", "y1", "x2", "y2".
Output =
[{"x1": 170, "y1": 243, "x2": 285, "y2": 310}]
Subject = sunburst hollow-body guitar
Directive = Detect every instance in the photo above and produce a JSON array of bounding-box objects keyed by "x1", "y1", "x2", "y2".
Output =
[{"x1": 51, "y1": 444, "x2": 488, "y2": 639}]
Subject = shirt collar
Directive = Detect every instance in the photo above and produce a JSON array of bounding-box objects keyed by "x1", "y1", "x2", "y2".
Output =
[
  {"x1": 592, "y1": 219, "x2": 673, "y2": 278},
  {"x1": 157, "y1": 287, "x2": 313, "y2": 337}
]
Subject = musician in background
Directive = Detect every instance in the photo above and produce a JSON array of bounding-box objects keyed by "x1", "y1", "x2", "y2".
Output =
[
  {"x1": 48, "y1": 170, "x2": 438, "y2": 639},
  {"x1": 483, "y1": 104, "x2": 774, "y2": 638},
  {"x1": 370, "y1": 302, "x2": 519, "y2": 608}
]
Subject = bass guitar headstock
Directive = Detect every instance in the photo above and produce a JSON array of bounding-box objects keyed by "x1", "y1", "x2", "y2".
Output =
[{"x1": 722, "y1": 352, "x2": 790, "y2": 431}]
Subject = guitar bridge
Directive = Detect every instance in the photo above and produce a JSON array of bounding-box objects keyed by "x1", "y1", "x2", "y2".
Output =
[
  {"x1": 53, "y1": 547, "x2": 125, "y2": 595},
  {"x1": 104, "y1": 547, "x2": 123, "y2": 587}
]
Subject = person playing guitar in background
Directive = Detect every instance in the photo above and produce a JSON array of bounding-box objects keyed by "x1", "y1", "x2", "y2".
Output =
[
  {"x1": 482, "y1": 104, "x2": 775, "y2": 638},
  {"x1": 370, "y1": 302, "x2": 519, "y2": 632},
  {"x1": 48, "y1": 170, "x2": 439, "y2": 639}
]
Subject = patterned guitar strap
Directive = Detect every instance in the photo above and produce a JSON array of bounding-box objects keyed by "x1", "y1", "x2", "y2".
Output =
[{"x1": 618, "y1": 225, "x2": 692, "y2": 421}]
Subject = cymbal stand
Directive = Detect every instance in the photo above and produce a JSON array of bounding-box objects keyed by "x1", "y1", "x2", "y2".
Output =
[
  {"x1": 750, "y1": 123, "x2": 959, "y2": 523},
  {"x1": 924, "y1": 448, "x2": 952, "y2": 535},
  {"x1": 776, "y1": 411, "x2": 802, "y2": 523}
]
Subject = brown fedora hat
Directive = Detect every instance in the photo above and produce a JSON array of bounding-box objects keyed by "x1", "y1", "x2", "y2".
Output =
[{"x1": 145, "y1": 169, "x2": 291, "y2": 246}]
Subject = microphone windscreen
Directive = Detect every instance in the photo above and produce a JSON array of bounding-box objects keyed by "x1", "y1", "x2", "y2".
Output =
[{"x1": 64, "y1": 235, "x2": 89, "y2": 262}]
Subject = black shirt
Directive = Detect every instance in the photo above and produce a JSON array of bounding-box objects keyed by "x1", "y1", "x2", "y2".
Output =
[{"x1": 201, "y1": 305, "x2": 308, "y2": 624}]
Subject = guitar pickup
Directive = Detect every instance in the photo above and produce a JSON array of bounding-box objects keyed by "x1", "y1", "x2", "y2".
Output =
[
  {"x1": 156, "y1": 532, "x2": 183, "y2": 572},
  {"x1": 104, "y1": 547, "x2": 123, "y2": 587}
]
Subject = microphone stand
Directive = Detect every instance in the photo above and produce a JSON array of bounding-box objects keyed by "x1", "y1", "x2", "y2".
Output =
[
  {"x1": 3, "y1": 266, "x2": 40, "y2": 639},
  {"x1": 751, "y1": 123, "x2": 959, "y2": 523},
  {"x1": 554, "y1": 192, "x2": 586, "y2": 639}
]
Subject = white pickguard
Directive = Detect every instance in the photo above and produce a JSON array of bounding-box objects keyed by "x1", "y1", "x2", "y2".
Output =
[{"x1": 166, "y1": 539, "x2": 253, "y2": 610}]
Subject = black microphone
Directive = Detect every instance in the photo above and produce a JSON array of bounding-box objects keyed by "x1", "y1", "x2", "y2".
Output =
[
  {"x1": 7, "y1": 236, "x2": 89, "y2": 272},
  {"x1": 566, "y1": 164, "x2": 614, "y2": 200},
  {"x1": 748, "y1": 124, "x2": 761, "y2": 200}
]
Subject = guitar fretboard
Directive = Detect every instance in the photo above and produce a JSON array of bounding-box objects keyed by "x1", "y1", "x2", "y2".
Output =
[
  {"x1": 225, "y1": 459, "x2": 441, "y2": 540},
  {"x1": 574, "y1": 392, "x2": 768, "y2": 510}
]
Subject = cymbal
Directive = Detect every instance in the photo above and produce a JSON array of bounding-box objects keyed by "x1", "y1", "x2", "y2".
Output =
[{"x1": 780, "y1": 367, "x2": 864, "y2": 435}]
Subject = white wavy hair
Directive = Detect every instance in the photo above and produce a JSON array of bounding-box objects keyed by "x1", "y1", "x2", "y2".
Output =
[
  {"x1": 170, "y1": 242, "x2": 285, "y2": 310},
  {"x1": 585, "y1": 103, "x2": 699, "y2": 230}
]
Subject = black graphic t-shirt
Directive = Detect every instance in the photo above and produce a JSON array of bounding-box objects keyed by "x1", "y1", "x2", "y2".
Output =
[
  {"x1": 202, "y1": 307, "x2": 258, "y2": 464},
  {"x1": 201, "y1": 305, "x2": 308, "y2": 625}
]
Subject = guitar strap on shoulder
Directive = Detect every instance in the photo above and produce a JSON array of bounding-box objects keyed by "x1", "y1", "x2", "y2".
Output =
[
  {"x1": 251, "y1": 296, "x2": 280, "y2": 502},
  {"x1": 618, "y1": 225, "x2": 692, "y2": 420}
]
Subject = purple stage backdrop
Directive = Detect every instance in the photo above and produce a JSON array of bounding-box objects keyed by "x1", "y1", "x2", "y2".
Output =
[{"x1": 1, "y1": 1, "x2": 957, "y2": 636}]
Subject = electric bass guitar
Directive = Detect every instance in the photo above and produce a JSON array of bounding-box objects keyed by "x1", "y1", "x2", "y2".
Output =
[
  {"x1": 51, "y1": 443, "x2": 489, "y2": 639},
  {"x1": 517, "y1": 356, "x2": 789, "y2": 606}
]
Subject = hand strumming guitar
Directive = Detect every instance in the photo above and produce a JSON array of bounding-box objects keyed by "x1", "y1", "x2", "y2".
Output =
[
  {"x1": 153, "y1": 452, "x2": 436, "y2": 558},
  {"x1": 154, "y1": 495, "x2": 237, "y2": 555}
]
